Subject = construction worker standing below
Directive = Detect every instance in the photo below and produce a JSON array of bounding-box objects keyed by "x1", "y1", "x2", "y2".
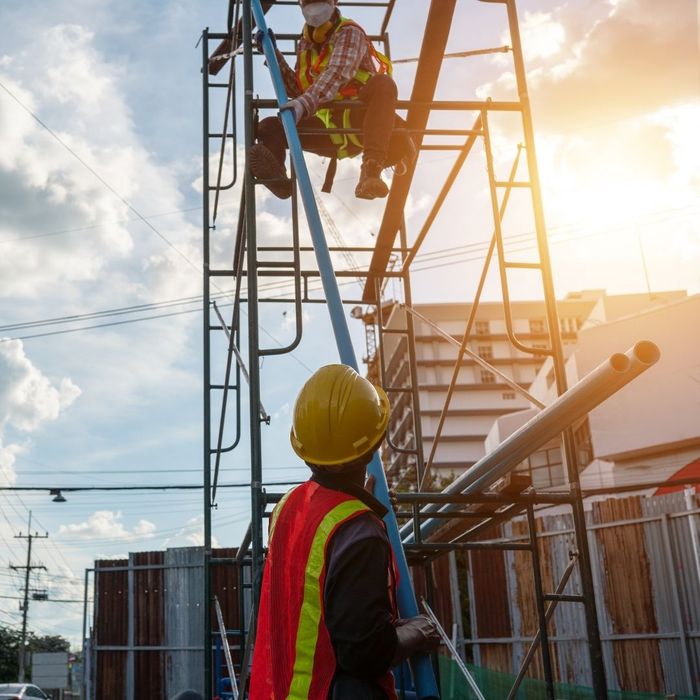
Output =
[
  {"x1": 250, "y1": 364, "x2": 440, "y2": 699},
  {"x1": 250, "y1": 0, "x2": 414, "y2": 201}
]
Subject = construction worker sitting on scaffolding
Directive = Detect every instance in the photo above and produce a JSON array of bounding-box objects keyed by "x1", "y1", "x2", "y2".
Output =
[
  {"x1": 250, "y1": 364, "x2": 440, "y2": 699},
  {"x1": 250, "y1": 0, "x2": 414, "y2": 201}
]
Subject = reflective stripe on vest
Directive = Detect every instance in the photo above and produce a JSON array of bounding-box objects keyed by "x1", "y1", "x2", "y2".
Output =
[
  {"x1": 296, "y1": 17, "x2": 392, "y2": 159},
  {"x1": 287, "y1": 497, "x2": 370, "y2": 699},
  {"x1": 250, "y1": 481, "x2": 398, "y2": 700}
]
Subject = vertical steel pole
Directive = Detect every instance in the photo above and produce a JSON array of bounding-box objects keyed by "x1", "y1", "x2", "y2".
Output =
[
  {"x1": 242, "y1": 0, "x2": 265, "y2": 618},
  {"x1": 399, "y1": 219, "x2": 426, "y2": 487},
  {"x1": 201, "y1": 27, "x2": 213, "y2": 700},
  {"x1": 526, "y1": 506, "x2": 555, "y2": 699},
  {"x1": 126, "y1": 558, "x2": 134, "y2": 700},
  {"x1": 82, "y1": 568, "x2": 90, "y2": 700},
  {"x1": 504, "y1": 1, "x2": 607, "y2": 694}
]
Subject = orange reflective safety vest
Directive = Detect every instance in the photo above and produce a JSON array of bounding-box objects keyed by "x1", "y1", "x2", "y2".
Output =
[
  {"x1": 295, "y1": 17, "x2": 392, "y2": 159},
  {"x1": 250, "y1": 480, "x2": 399, "y2": 699}
]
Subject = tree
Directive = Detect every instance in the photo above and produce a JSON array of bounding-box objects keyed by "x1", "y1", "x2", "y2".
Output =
[
  {"x1": 0, "y1": 624, "x2": 71, "y2": 682},
  {"x1": 28, "y1": 633, "x2": 71, "y2": 653},
  {"x1": 0, "y1": 625, "x2": 21, "y2": 682}
]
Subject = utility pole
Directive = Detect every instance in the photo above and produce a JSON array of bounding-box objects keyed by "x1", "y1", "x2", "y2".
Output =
[{"x1": 10, "y1": 511, "x2": 48, "y2": 683}]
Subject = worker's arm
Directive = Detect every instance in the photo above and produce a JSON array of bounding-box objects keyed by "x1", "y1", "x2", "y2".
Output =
[
  {"x1": 324, "y1": 519, "x2": 398, "y2": 678},
  {"x1": 296, "y1": 25, "x2": 367, "y2": 118},
  {"x1": 256, "y1": 29, "x2": 301, "y2": 98},
  {"x1": 276, "y1": 49, "x2": 302, "y2": 98}
]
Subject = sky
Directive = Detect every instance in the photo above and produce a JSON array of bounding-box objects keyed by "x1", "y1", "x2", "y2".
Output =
[{"x1": 0, "y1": 0, "x2": 698, "y2": 648}]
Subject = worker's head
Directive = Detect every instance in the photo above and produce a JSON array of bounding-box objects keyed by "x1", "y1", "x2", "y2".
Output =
[
  {"x1": 290, "y1": 364, "x2": 390, "y2": 472},
  {"x1": 299, "y1": 0, "x2": 338, "y2": 28}
]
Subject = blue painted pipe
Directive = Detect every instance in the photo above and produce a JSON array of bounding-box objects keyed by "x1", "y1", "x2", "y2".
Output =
[{"x1": 250, "y1": 3, "x2": 439, "y2": 697}]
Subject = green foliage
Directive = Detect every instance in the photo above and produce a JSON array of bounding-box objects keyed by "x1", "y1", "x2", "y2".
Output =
[
  {"x1": 0, "y1": 624, "x2": 71, "y2": 682},
  {"x1": 0, "y1": 625, "x2": 21, "y2": 683},
  {"x1": 28, "y1": 634, "x2": 70, "y2": 653}
]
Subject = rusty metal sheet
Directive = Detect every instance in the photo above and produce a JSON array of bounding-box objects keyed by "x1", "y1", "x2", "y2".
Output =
[
  {"x1": 592, "y1": 497, "x2": 665, "y2": 692},
  {"x1": 133, "y1": 551, "x2": 164, "y2": 700},
  {"x1": 470, "y1": 525, "x2": 512, "y2": 641},
  {"x1": 94, "y1": 559, "x2": 128, "y2": 699}
]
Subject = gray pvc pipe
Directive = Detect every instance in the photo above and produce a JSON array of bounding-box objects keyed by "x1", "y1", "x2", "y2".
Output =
[{"x1": 402, "y1": 340, "x2": 660, "y2": 543}]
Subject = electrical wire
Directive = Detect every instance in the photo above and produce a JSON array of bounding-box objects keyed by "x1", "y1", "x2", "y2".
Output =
[
  {"x1": 0, "y1": 79, "x2": 203, "y2": 273},
  {"x1": 0, "y1": 78, "x2": 313, "y2": 372},
  {"x1": 0, "y1": 206, "x2": 202, "y2": 245}
]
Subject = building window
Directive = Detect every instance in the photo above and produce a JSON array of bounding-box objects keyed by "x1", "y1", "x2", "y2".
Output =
[
  {"x1": 477, "y1": 344, "x2": 493, "y2": 360},
  {"x1": 529, "y1": 319, "x2": 546, "y2": 334},
  {"x1": 516, "y1": 445, "x2": 566, "y2": 488},
  {"x1": 502, "y1": 392, "x2": 516, "y2": 400},
  {"x1": 480, "y1": 369, "x2": 495, "y2": 384},
  {"x1": 475, "y1": 320, "x2": 490, "y2": 336}
]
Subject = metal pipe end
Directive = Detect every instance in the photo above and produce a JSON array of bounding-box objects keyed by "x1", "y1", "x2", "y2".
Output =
[
  {"x1": 608, "y1": 352, "x2": 630, "y2": 373},
  {"x1": 631, "y1": 340, "x2": 661, "y2": 367}
]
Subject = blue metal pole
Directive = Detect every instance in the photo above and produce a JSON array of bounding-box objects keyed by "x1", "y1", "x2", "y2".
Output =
[{"x1": 251, "y1": 4, "x2": 439, "y2": 697}]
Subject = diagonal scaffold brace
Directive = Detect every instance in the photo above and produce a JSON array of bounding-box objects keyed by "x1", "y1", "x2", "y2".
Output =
[{"x1": 250, "y1": 1, "x2": 440, "y2": 697}]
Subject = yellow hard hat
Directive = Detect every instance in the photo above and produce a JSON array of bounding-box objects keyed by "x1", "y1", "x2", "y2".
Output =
[{"x1": 290, "y1": 364, "x2": 390, "y2": 468}]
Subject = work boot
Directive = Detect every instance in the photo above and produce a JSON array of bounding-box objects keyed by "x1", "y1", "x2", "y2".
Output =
[
  {"x1": 249, "y1": 143, "x2": 292, "y2": 199},
  {"x1": 355, "y1": 159, "x2": 389, "y2": 200}
]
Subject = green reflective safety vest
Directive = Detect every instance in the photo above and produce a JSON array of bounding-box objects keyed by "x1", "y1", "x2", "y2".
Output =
[{"x1": 296, "y1": 17, "x2": 393, "y2": 158}]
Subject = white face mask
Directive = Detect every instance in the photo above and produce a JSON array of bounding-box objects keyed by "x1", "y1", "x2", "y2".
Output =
[{"x1": 302, "y1": 2, "x2": 335, "y2": 27}]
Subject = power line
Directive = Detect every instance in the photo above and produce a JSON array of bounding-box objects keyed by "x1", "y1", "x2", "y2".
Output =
[
  {"x1": 0, "y1": 81, "x2": 315, "y2": 375},
  {"x1": 0, "y1": 594, "x2": 87, "y2": 604},
  {"x1": 0, "y1": 206, "x2": 202, "y2": 245},
  {"x1": 1, "y1": 480, "x2": 302, "y2": 493},
  {"x1": 0, "y1": 79, "x2": 203, "y2": 274}
]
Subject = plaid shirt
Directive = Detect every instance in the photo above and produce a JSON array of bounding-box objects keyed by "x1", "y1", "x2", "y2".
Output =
[{"x1": 277, "y1": 21, "x2": 377, "y2": 117}]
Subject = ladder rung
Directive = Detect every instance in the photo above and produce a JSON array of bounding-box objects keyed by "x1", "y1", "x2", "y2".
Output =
[
  {"x1": 495, "y1": 180, "x2": 530, "y2": 188},
  {"x1": 504, "y1": 261, "x2": 541, "y2": 270},
  {"x1": 257, "y1": 261, "x2": 296, "y2": 269},
  {"x1": 210, "y1": 269, "x2": 236, "y2": 277},
  {"x1": 208, "y1": 82, "x2": 230, "y2": 88},
  {"x1": 385, "y1": 387, "x2": 414, "y2": 393},
  {"x1": 209, "y1": 384, "x2": 239, "y2": 390},
  {"x1": 208, "y1": 133, "x2": 235, "y2": 139},
  {"x1": 382, "y1": 328, "x2": 409, "y2": 335}
]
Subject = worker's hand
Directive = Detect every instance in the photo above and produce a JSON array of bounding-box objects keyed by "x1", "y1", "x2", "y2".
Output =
[
  {"x1": 254, "y1": 28, "x2": 276, "y2": 54},
  {"x1": 391, "y1": 615, "x2": 441, "y2": 666},
  {"x1": 279, "y1": 98, "x2": 305, "y2": 125}
]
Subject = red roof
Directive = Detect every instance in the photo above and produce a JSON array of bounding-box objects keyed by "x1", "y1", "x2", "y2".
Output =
[{"x1": 654, "y1": 457, "x2": 700, "y2": 495}]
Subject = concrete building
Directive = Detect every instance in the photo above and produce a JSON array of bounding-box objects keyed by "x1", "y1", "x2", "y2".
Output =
[
  {"x1": 522, "y1": 291, "x2": 700, "y2": 492},
  {"x1": 373, "y1": 289, "x2": 689, "y2": 488}
]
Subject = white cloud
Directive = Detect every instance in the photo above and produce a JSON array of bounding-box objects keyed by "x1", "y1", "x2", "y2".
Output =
[
  {"x1": 498, "y1": 11, "x2": 566, "y2": 64},
  {"x1": 0, "y1": 23, "x2": 201, "y2": 301},
  {"x1": 161, "y1": 514, "x2": 220, "y2": 548},
  {"x1": 0, "y1": 340, "x2": 80, "y2": 430},
  {"x1": 0, "y1": 339, "x2": 79, "y2": 484},
  {"x1": 57, "y1": 510, "x2": 156, "y2": 541}
]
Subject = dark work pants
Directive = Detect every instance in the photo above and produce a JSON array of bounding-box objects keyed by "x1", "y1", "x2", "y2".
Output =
[{"x1": 256, "y1": 74, "x2": 410, "y2": 167}]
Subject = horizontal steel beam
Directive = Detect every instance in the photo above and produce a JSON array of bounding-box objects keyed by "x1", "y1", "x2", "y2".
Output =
[{"x1": 252, "y1": 98, "x2": 521, "y2": 111}]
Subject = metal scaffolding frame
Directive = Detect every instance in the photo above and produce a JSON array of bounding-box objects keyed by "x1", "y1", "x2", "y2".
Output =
[{"x1": 195, "y1": 0, "x2": 664, "y2": 697}]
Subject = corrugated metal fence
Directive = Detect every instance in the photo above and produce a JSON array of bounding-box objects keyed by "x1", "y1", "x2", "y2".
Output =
[
  {"x1": 459, "y1": 491, "x2": 700, "y2": 695},
  {"x1": 85, "y1": 546, "x2": 240, "y2": 700}
]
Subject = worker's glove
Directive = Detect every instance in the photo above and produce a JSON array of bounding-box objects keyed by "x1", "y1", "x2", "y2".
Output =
[
  {"x1": 391, "y1": 615, "x2": 441, "y2": 666},
  {"x1": 279, "y1": 98, "x2": 305, "y2": 125},
  {"x1": 254, "y1": 28, "x2": 276, "y2": 54}
]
